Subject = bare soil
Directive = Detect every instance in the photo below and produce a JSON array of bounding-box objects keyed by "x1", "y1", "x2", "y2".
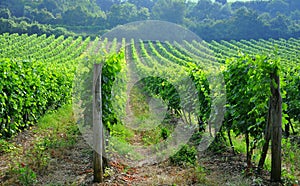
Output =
[{"x1": 0, "y1": 127, "x2": 273, "y2": 186}]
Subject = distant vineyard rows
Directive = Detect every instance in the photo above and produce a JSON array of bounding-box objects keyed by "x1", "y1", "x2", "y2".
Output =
[{"x1": 0, "y1": 33, "x2": 299, "y2": 143}]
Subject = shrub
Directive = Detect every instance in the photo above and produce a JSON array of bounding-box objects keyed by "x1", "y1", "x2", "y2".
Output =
[{"x1": 170, "y1": 144, "x2": 197, "y2": 166}]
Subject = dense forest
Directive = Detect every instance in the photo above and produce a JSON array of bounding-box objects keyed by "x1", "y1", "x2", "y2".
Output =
[{"x1": 0, "y1": 0, "x2": 300, "y2": 40}]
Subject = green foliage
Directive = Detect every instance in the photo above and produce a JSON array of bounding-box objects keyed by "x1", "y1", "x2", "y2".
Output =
[
  {"x1": 130, "y1": 40, "x2": 212, "y2": 131},
  {"x1": 161, "y1": 127, "x2": 171, "y2": 140},
  {"x1": 284, "y1": 66, "x2": 300, "y2": 122},
  {"x1": 75, "y1": 48, "x2": 128, "y2": 142},
  {"x1": 187, "y1": 64, "x2": 211, "y2": 129},
  {"x1": 140, "y1": 76, "x2": 181, "y2": 113},
  {"x1": 194, "y1": 165, "x2": 207, "y2": 183},
  {"x1": 31, "y1": 104, "x2": 78, "y2": 166},
  {"x1": 1, "y1": 33, "x2": 300, "y2": 185},
  {"x1": 29, "y1": 139, "x2": 51, "y2": 170},
  {"x1": 141, "y1": 128, "x2": 162, "y2": 145},
  {"x1": 109, "y1": 123, "x2": 134, "y2": 141},
  {"x1": 0, "y1": 58, "x2": 73, "y2": 137},
  {"x1": 0, "y1": 17, "x2": 75, "y2": 36},
  {"x1": 170, "y1": 144, "x2": 197, "y2": 166},
  {"x1": 108, "y1": 136, "x2": 142, "y2": 160},
  {"x1": 102, "y1": 51, "x2": 127, "y2": 130},
  {"x1": 108, "y1": 2, "x2": 150, "y2": 27},
  {"x1": 207, "y1": 134, "x2": 228, "y2": 154},
  {"x1": 188, "y1": 131, "x2": 203, "y2": 146},
  {"x1": 1, "y1": 0, "x2": 300, "y2": 39},
  {"x1": 0, "y1": 139, "x2": 16, "y2": 153},
  {"x1": 281, "y1": 138, "x2": 300, "y2": 184},
  {"x1": 2, "y1": 104, "x2": 80, "y2": 185},
  {"x1": 223, "y1": 53, "x2": 280, "y2": 146},
  {"x1": 152, "y1": 0, "x2": 186, "y2": 24},
  {"x1": 13, "y1": 164, "x2": 37, "y2": 186},
  {"x1": 221, "y1": 51, "x2": 289, "y2": 170},
  {"x1": 0, "y1": 34, "x2": 89, "y2": 138}
]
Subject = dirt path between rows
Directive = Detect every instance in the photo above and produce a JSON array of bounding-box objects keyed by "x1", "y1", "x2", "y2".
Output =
[
  {"x1": 0, "y1": 122, "x2": 272, "y2": 186},
  {"x1": 37, "y1": 135, "x2": 271, "y2": 185}
]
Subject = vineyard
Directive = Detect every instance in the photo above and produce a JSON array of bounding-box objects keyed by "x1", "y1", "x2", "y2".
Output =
[{"x1": 0, "y1": 33, "x2": 300, "y2": 185}]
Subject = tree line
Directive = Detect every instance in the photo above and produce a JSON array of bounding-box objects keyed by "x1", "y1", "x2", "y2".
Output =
[{"x1": 0, "y1": 0, "x2": 300, "y2": 40}]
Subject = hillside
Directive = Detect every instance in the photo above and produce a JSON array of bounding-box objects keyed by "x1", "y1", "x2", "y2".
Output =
[{"x1": 0, "y1": 33, "x2": 299, "y2": 185}]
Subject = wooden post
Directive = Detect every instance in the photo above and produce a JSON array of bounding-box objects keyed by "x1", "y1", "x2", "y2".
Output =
[
  {"x1": 270, "y1": 70, "x2": 282, "y2": 183},
  {"x1": 93, "y1": 64, "x2": 103, "y2": 183},
  {"x1": 258, "y1": 101, "x2": 271, "y2": 172}
]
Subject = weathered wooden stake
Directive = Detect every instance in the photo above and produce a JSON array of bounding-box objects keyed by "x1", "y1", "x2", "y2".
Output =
[
  {"x1": 258, "y1": 100, "x2": 271, "y2": 172},
  {"x1": 93, "y1": 64, "x2": 103, "y2": 183},
  {"x1": 270, "y1": 70, "x2": 282, "y2": 183}
]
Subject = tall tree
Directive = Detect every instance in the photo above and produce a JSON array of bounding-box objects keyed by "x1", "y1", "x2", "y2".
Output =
[
  {"x1": 269, "y1": 13, "x2": 290, "y2": 38},
  {"x1": 128, "y1": 0, "x2": 155, "y2": 9},
  {"x1": 152, "y1": 0, "x2": 186, "y2": 24},
  {"x1": 0, "y1": 0, "x2": 24, "y2": 17},
  {"x1": 266, "y1": 0, "x2": 289, "y2": 17},
  {"x1": 108, "y1": 2, "x2": 150, "y2": 27},
  {"x1": 95, "y1": 0, "x2": 115, "y2": 12},
  {"x1": 287, "y1": 0, "x2": 300, "y2": 11},
  {"x1": 188, "y1": 0, "x2": 213, "y2": 21},
  {"x1": 229, "y1": 7, "x2": 269, "y2": 39},
  {"x1": 38, "y1": 0, "x2": 59, "y2": 13},
  {"x1": 216, "y1": 0, "x2": 227, "y2": 5}
]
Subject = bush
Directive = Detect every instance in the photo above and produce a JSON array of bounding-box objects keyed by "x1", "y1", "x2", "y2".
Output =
[
  {"x1": 0, "y1": 58, "x2": 73, "y2": 137},
  {"x1": 170, "y1": 144, "x2": 197, "y2": 166},
  {"x1": 160, "y1": 127, "x2": 170, "y2": 140}
]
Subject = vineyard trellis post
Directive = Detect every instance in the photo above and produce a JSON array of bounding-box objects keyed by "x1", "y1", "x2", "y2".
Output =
[
  {"x1": 270, "y1": 68, "x2": 282, "y2": 183},
  {"x1": 93, "y1": 63, "x2": 104, "y2": 183}
]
